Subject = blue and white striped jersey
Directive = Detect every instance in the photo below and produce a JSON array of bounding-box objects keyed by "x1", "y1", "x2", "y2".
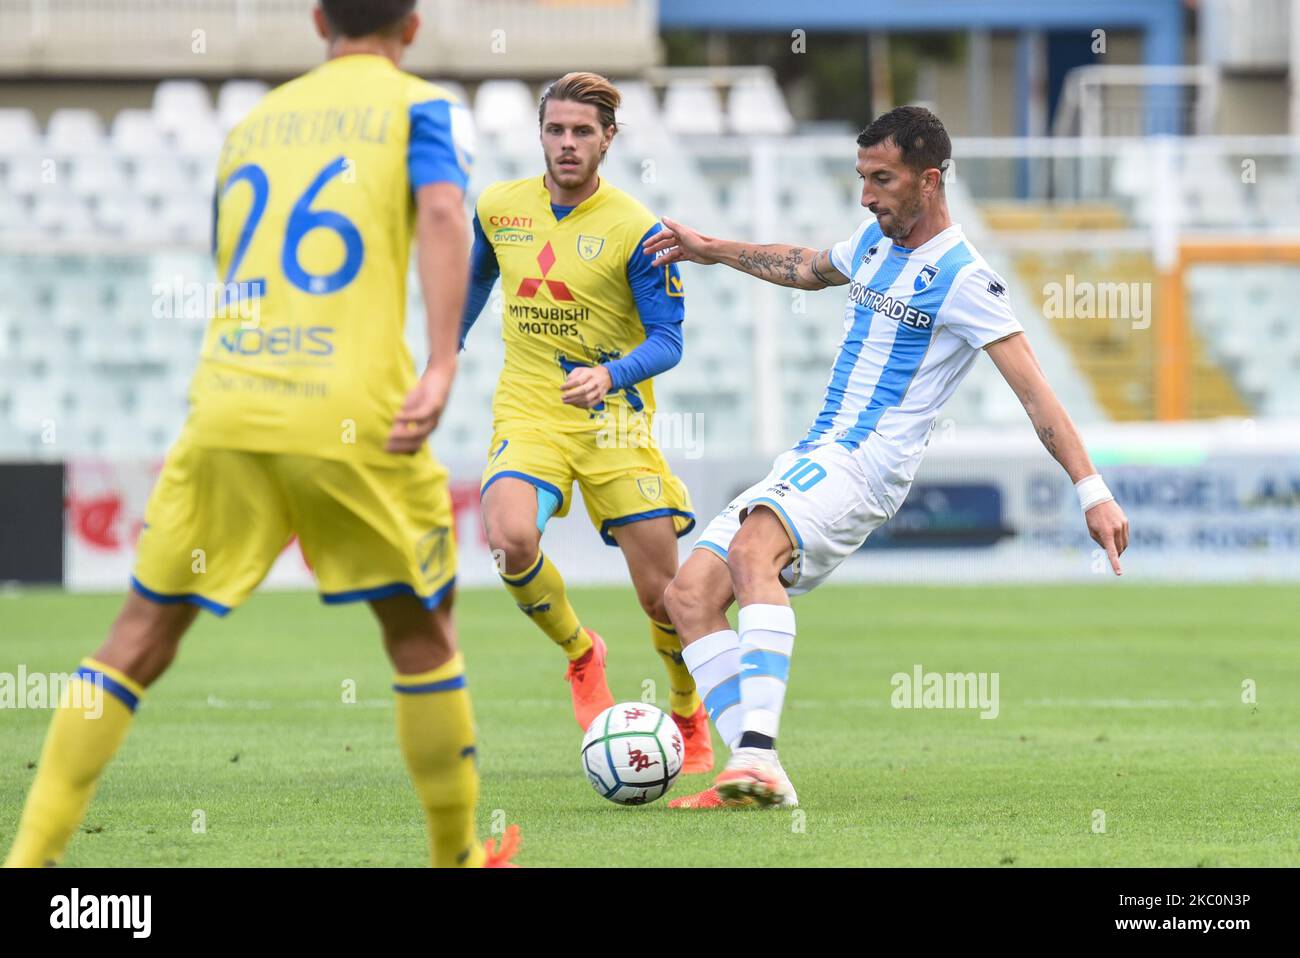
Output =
[{"x1": 795, "y1": 219, "x2": 1022, "y2": 514}]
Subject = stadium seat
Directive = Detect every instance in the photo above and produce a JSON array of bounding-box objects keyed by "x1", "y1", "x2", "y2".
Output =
[
  {"x1": 3, "y1": 153, "x2": 53, "y2": 197},
  {"x1": 474, "y1": 80, "x2": 536, "y2": 140},
  {"x1": 132, "y1": 154, "x2": 192, "y2": 200},
  {"x1": 69, "y1": 156, "x2": 128, "y2": 198},
  {"x1": 174, "y1": 117, "x2": 225, "y2": 158},
  {"x1": 109, "y1": 109, "x2": 169, "y2": 157},
  {"x1": 0, "y1": 108, "x2": 41, "y2": 153},
  {"x1": 158, "y1": 196, "x2": 213, "y2": 246},
  {"x1": 0, "y1": 192, "x2": 33, "y2": 239},
  {"x1": 33, "y1": 192, "x2": 94, "y2": 239},
  {"x1": 663, "y1": 80, "x2": 725, "y2": 135},
  {"x1": 94, "y1": 194, "x2": 159, "y2": 242},
  {"x1": 45, "y1": 109, "x2": 107, "y2": 156},
  {"x1": 726, "y1": 76, "x2": 794, "y2": 136},
  {"x1": 152, "y1": 79, "x2": 215, "y2": 134},
  {"x1": 217, "y1": 80, "x2": 270, "y2": 130},
  {"x1": 614, "y1": 79, "x2": 667, "y2": 147}
]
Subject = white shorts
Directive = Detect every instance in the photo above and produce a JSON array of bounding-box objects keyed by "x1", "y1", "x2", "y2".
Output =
[{"x1": 694, "y1": 443, "x2": 891, "y2": 595}]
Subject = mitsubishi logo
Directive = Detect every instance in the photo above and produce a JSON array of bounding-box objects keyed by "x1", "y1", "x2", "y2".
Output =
[{"x1": 516, "y1": 241, "x2": 574, "y2": 301}]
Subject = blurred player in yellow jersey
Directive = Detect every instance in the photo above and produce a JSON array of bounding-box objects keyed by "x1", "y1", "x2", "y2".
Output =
[
  {"x1": 4, "y1": 0, "x2": 519, "y2": 868},
  {"x1": 461, "y1": 73, "x2": 712, "y2": 773}
]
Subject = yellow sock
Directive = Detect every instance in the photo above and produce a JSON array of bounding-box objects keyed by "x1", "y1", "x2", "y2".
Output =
[
  {"x1": 393, "y1": 653, "x2": 484, "y2": 868},
  {"x1": 4, "y1": 659, "x2": 143, "y2": 868},
  {"x1": 650, "y1": 619, "x2": 702, "y2": 718},
  {"x1": 500, "y1": 552, "x2": 592, "y2": 661}
]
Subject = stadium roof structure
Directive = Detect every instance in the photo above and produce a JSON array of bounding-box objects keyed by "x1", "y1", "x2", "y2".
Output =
[{"x1": 658, "y1": 0, "x2": 1185, "y2": 135}]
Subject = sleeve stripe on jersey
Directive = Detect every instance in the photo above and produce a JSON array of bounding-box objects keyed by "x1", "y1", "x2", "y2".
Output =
[{"x1": 408, "y1": 99, "x2": 472, "y2": 192}]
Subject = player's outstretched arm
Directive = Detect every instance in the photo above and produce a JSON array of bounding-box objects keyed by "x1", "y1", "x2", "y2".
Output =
[
  {"x1": 642, "y1": 216, "x2": 848, "y2": 290},
  {"x1": 986, "y1": 332, "x2": 1130, "y2": 575},
  {"x1": 387, "y1": 182, "x2": 470, "y2": 454}
]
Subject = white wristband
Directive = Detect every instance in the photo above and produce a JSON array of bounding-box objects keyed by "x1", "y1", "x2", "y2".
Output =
[{"x1": 1075, "y1": 473, "x2": 1114, "y2": 512}]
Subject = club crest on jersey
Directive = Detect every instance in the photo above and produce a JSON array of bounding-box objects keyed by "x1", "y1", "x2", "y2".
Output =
[
  {"x1": 914, "y1": 264, "x2": 939, "y2": 291},
  {"x1": 577, "y1": 234, "x2": 605, "y2": 261},
  {"x1": 637, "y1": 477, "x2": 663, "y2": 502}
]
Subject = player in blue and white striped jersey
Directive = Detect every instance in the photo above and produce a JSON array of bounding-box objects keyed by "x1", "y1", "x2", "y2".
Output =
[{"x1": 643, "y1": 106, "x2": 1130, "y2": 810}]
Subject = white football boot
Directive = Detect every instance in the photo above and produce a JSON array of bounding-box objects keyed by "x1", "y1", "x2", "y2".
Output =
[{"x1": 714, "y1": 746, "x2": 799, "y2": 808}]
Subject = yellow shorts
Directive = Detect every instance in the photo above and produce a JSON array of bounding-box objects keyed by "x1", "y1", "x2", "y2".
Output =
[
  {"x1": 131, "y1": 435, "x2": 456, "y2": 616},
  {"x1": 480, "y1": 423, "x2": 694, "y2": 545}
]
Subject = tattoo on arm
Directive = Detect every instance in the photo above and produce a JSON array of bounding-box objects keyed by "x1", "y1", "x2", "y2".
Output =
[
  {"x1": 808, "y1": 249, "x2": 833, "y2": 287},
  {"x1": 1037, "y1": 424, "x2": 1058, "y2": 458},
  {"x1": 782, "y1": 247, "x2": 802, "y2": 285},
  {"x1": 736, "y1": 246, "x2": 805, "y2": 287}
]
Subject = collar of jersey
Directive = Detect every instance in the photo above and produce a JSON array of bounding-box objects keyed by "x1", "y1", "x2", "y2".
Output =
[
  {"x1": 889, "y1": 223, "x2": 963, "y2": 257},
  {"x1": 535, "y1": 175, "x2": 607, "y2": 221},
  {"x1": 315, "y1": 53, "x2": 398, "y2": 73}
]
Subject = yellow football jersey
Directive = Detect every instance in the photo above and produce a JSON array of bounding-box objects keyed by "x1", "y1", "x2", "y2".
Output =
[
  {"x1": 471, "y1": 176, "x2": 684, "y2": 432},
  {"x1": 188, "y1": 53, "x2": 474, "y2": 462}
]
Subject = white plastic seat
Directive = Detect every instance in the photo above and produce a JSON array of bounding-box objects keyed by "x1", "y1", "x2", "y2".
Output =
[
  {"x1": 4, "y1": 154, "x2": 52, "y2": 196},
  {"x1": 110, "y1": 109, "x2": 168, "y2": 157},
  {"x1": 69, "y1": 156, "x2": 128, "y2": 197},
  {"x1": 159, "y1": 196, "x2": 213, "y2": 246},
  {"x1": 663, "y1": 81, "x2": 724, "y2": 136},
  {"x1": 95, "y1": 194, "x2": 158, "y2": 241},
  {"x1": 0, "y1": 192, "x2": 33, "y2": 238},
  {"x1": 474, "y1": 80, "x2": 535, "y2": 138},
  {"x1": 174, "y1": 117, "x2": 225, "y2": 158},
  {"x1": 132, "y1": 154, "x2": 191, "y2": 200},
  {"x1": 45, "y1": 109, "x2": 106, "y2": 156},
  {"x1": 217, "y1": 79, "x2": 270, "y2": 130},
  {"x1": 614, "y1": 80, "x2": 666, "y2": 146},
  {"x1": 33, "y1": 192, "x2": 94, "y2": 239},
  {"x1": 152, "y1": 79, "x2": 215, "y2": 134},
  {"x1": 9, "y1": 382, "x2": 69, "y2": 432},
  {"x1": 727, "y1": 77, "x2": 794, "y2": 135},
  {"x1": 0, "y1": 108, "x2": 40, "y2": 153}
]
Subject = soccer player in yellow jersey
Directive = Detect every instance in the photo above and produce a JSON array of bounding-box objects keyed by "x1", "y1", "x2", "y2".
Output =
[
  {"x1": 4, "y1": 0, "x2": 518, "y2": 868},
  {"x1": 461, "y1": 73, "x2": 713, "y2": 772}
]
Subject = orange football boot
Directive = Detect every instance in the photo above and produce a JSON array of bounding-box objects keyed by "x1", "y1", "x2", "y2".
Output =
[
  {"x1": 565, "y1": 630, "x2": 615, "y2": 729},
  {"x1": 668, "y1": 785, "x2": 752, "y2": 809},
  {"x1": 672, "y1": 704, "x2": 715, "y2": 774},
  {"x1": 483, "y1": 824, "x2": 522, "y2": 867}
]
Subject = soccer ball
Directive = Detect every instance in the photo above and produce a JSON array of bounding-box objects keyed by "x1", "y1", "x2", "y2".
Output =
[{"x1": 581, "y1": 702, "x2": 684, "y2": 805}]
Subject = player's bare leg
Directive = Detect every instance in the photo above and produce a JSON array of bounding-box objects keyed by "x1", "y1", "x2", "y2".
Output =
[
  {"x1": 481, "y1": 476, "x2": 611, "y2": 728},
  {"x1": 371, "y1": 592, "x2": 518, "y2": 868},
  {"x1": 4, "y1": 593, "x2": 196, "y2": 867},
  {"x1": 661, "y1": 549, "x2": 753, "y2": 807},
  {"x1": 611, "y1": 517, "x2": 711, "y2": 772},
  {"x1": 713, "y1": 507, "x2": 800, "y2": 808}
]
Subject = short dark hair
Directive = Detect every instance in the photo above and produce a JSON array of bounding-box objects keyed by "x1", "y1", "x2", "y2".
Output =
[
  {"x1": 319, "y1": 0, "x2": 415, "y2": 38},
  {"x1": 857, "y1": 106, "x2": 951, "y2": 180}
]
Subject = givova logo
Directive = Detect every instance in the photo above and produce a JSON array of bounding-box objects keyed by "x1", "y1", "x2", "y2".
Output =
[
  {"x1": 215, "y1": 325, "x2": 335, "y2": 358},
  {"x1": 50, "y1": 888, "x2": 151, "y2": 938}
]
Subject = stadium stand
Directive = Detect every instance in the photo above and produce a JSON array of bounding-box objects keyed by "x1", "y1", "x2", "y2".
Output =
[{"x1": 2, "y1": 57, "x2": 1298, "y2": 461}]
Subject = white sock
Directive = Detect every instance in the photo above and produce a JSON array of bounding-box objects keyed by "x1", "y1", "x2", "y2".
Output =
[
  {"x1": 681, "y1": 629, "x2": 743, "y2": 751},
  {"x1": 737, "y1": 603, "x2": 796, "y2": 741}
]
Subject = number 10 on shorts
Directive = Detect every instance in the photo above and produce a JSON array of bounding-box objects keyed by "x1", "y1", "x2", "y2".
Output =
[{"x1": 779, "y1": 458, "x2": 827, "y2": 491}]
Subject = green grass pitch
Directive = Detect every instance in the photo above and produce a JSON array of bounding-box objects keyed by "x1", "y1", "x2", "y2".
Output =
[{"x1": 2, "y1": 584, "x2": 1298, "y2": 867}]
